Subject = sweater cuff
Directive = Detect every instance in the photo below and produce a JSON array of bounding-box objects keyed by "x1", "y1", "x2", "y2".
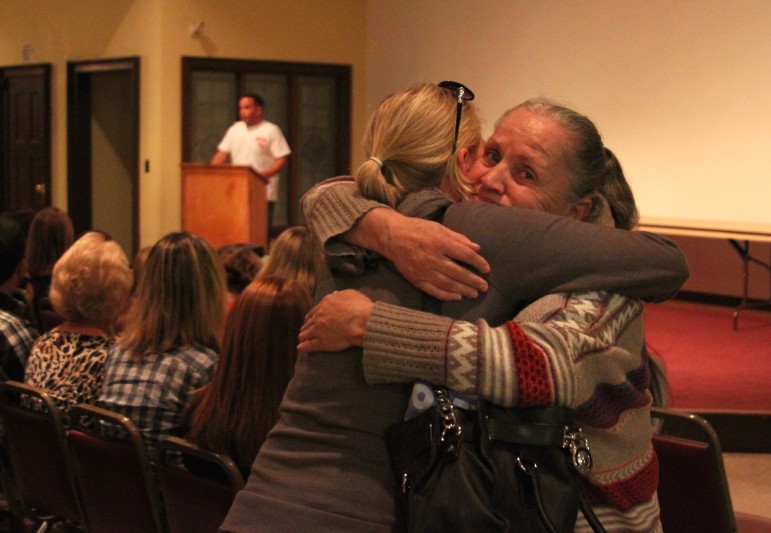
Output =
[
  {"x1": 362, "y1": 302, "x2": 453, "y2": 386},
  {"x1": 302, "y1": 179, "x2": 387, "y2": 253}
]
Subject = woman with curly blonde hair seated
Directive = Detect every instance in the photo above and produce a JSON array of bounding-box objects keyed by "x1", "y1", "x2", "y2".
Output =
[{"x1": 24, "y1": 231, "x2": 132, "y2": 416}]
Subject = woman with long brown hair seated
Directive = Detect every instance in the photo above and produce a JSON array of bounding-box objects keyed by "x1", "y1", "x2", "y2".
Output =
[{"x1": 185, "y1": 276, "x2": 311, "y2": 478}]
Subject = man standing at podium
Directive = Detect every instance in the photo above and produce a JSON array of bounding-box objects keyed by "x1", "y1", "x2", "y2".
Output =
[{"x1": 211, "y1": 93, "x2": 291, "y2": 232}]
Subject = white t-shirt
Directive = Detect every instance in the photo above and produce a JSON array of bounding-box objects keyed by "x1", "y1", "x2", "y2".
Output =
[{"x1": 217, "y1": 120, "x2": 291, "y2": 202}]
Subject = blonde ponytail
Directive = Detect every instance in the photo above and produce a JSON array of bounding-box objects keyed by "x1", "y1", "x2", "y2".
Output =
[{"x1": 355, "y1": 83, "x2": 481, "y2": 206}]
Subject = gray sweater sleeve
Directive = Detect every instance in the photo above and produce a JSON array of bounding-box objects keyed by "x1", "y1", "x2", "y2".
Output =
[
  {"x1": 301, "y1": 177, "x2": 386, "y2": 256},
  {"x1": 442, "y1": 201, "x2": 690, "y2": 303}
]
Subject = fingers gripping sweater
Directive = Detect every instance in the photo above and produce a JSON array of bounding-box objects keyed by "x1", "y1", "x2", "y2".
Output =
[{"x1": 363, "y1": 293, "x2": 662, "y2": 533}]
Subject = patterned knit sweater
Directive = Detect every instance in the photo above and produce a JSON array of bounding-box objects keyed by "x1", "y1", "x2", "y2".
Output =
[{"x1": 363, "y1": 294, "x2": 662, "y2": 532}]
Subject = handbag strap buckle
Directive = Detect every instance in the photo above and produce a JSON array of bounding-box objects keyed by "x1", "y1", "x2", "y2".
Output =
[
  {"x1": 563, "y1": 427, "x2": 593, "y2": 473},
  {"x1": 434, "y1": 387, "x2": 462, "y2": 461}
]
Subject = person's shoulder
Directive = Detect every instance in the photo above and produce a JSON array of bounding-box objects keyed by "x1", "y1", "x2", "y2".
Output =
[
  {"x1": 0, "y1": 307, "x2": 35, "y2": 334},
  {"x1": 323, "y1": 175, "x2": 355, "y2": 184},
  {"x1": 31, "y1": 329, "x2": 58, "y2": 346},
  {"x1": 260, "y1": 119, "x2": 282, "y2": 130},
  {"x1": 226, "y1": 121, "x2": 247, "y2": 133},
  {"x1": 0, "y1": 308, "x2": 20, "y2": 326},
  {"x1": 397, "y1": 189, "x2": 453, "y2": 219},
  {"x1": 172, "y1": 344, "x2": 218, "y2": 367}
]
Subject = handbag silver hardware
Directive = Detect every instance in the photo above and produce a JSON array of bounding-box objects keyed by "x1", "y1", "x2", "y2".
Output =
[
  {"x1": 434, "y1": 387, "x2": 462, "y2": 444},
  {"x1": 434, "y1": 387, "x2": 462, "y2": 461},
  {"x1": 563, "y1": 427, "x2": 593, "y2": 473}
]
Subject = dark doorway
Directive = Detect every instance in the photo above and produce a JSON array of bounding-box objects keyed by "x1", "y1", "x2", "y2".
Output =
[
  {"x1": 67, "y1": 57, "x2": 139, "y2": 256},
  {"x1": 0, "y1": 64, "x2": 51, "y2": 213}
]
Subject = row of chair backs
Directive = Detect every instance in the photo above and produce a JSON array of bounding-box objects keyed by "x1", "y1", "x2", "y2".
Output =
[
  {"x1": 0, "y1": 381, "x2": 245, "y2": 533},
  {"x1": 4, "y1": 384, "x2": 767, "y2": 533},
  {"x1": 69, "y1": 403, "x2": 167, "y2": 533},
  {"x1": 158, "y1": 437, "x2": 245, "y2": 533},
  {"x1": 0, "y1": 381, "x2": 84, "y2": 525},
  {"x1": 651, "y1": 407, "x2": 738, "y2": 533}
]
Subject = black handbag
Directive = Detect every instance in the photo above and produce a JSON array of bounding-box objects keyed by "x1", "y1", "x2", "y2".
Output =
[{"x1": 385, "y1": 386, "x2": 605, "y2": 533}]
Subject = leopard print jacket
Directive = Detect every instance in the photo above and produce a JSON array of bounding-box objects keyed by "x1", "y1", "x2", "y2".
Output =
[{"x1": 24, "y1": 330, "x2": 114, "y2": 416}]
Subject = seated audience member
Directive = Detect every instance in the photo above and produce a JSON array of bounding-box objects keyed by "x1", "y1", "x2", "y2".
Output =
[
  {"x1": 98, "y1": 232, "x2": 227, "y2": 461},
  {"x1": 2, "y1": 210, "x2": 37, "y2": 327},
  {"x1": 218, "y1": 244, "x2": 264, "y2": 309},
  {"x1": 24, "y1": 232, "x2": 132, "y2": 415},
  {"x1": 24, "y1": 207, "x2": 74, "y2": 324},
  {"x1": 258, "y1": 226, "x2": 321, "y2": 297},
  {"x1": 186, "y1": 276, "x2": 311, "y2": 478},
  {"x1": 6, "y1": 209, "x2": 36, "y2": 239},
  {"x1": 0, "y1": 215, "x2": 39, "y2": 381}
]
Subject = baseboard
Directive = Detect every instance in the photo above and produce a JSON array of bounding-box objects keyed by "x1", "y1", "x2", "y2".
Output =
[
  {"x1": 691, "y1": 411, "x2": 771, "y2": 453},
  {"x1": 675, "y1": 291, "x2": 771, "y2": 312}
]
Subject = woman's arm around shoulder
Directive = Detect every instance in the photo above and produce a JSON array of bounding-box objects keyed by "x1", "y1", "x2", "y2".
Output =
[{"x1": 443, "y1": 201, "x2": 689, "y2": 302}]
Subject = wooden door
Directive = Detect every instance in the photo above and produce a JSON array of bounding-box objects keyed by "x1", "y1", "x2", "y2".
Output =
[{"x1": 0, "y1": 64, "x2": 51, "y2": 212}]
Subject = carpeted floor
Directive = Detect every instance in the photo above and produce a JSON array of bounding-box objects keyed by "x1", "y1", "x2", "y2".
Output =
[{"x1": 643, "y1": 300, "x2": 771, "y2": 411}]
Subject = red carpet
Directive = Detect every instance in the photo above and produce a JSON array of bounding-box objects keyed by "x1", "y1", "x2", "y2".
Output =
[{"x1": 643, "y1": 300, "x2": 771, "y2": 411}]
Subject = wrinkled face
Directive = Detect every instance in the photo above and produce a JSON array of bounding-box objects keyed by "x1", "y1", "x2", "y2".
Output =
[
  {"x1": 467, "y1": 109, "x2": 577, "y2": 216},
  {"x1": 239, "y1": 97, "x2": 263, "y2": 126}
]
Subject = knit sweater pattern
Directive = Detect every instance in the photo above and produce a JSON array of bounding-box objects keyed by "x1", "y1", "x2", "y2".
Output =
[{"x1": 364, "y1": 292, "x2": 662, "y2": 532}]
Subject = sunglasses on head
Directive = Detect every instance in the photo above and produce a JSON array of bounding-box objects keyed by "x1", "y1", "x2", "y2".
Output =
[{"x1": 438, "y1": 81, "x2": 475, "y2": 154}]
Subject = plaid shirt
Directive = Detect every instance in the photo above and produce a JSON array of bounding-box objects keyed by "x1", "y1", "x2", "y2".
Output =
[
  {"x1": 0, "y1": 292, "x2": 38, "y2": 381},
  {"x1": 98, "y1": 343, "x2": 218, "y2": 462}
]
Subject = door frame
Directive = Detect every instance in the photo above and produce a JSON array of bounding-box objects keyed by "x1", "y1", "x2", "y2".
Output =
[{"x1": 67, "y1": 57, "x2": 140, "y2": 253}]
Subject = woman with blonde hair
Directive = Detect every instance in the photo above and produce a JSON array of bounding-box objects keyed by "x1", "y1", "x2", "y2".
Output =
[
  {"x1": 185, "y1": 276, "x2": 311, "y2": 477},
  {"x1": 259, "y1": 226, "x2": 321, "y2": 297},
  {"x1": 98, "y1": 232, "x2": 227, "y2": 461},
  {"x1": 25, "y1": 231, "x2": 132, "y2": 416},
  {"x1": 354, "y1": 82, "x2": 478, "y2": 206}
]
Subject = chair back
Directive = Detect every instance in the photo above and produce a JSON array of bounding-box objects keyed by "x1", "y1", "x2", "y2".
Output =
[
  {"x1": 0, "y1": 381, "x2": 85, "y2": 525},
  {"x1": 157, "y1": 436, "x2": 245, "y2": 533},
  {"x1": 651, "y1": 407, "x2": 737, "y2": 533},
  {"x1": 68, "y1": 403, "x2": 167, "y2": 533}
]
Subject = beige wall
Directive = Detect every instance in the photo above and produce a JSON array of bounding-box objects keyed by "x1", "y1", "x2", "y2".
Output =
[
  {"x1": 0, "y1": 0, "x2": 368, "y2": 246},
  {"x1": 2, "y1": 1, "x2": 768, "y2": 299}
]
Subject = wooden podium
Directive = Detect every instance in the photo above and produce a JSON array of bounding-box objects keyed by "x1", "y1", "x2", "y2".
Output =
[{"x1": 181, "y1": 163, "x2": 269, "y2": 249}]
